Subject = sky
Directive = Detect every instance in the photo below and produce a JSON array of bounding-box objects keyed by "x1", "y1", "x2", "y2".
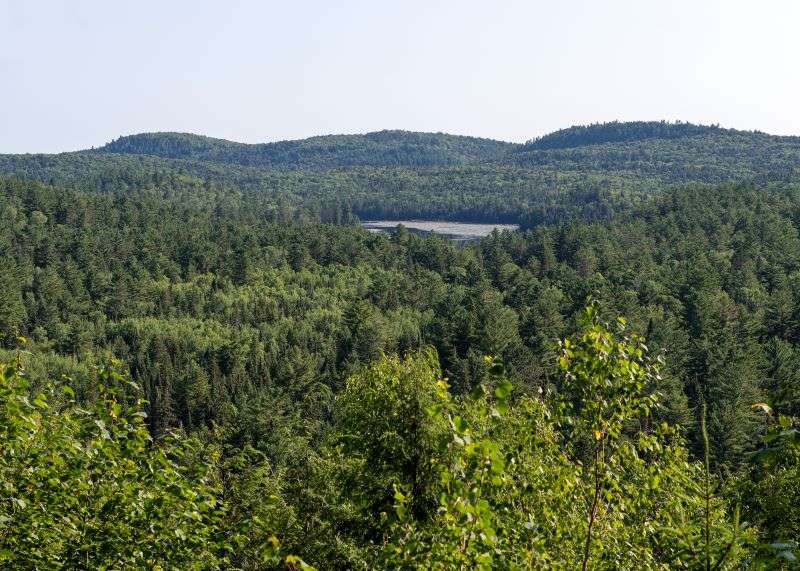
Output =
[{"x1": 1, "y1": 0, "x2": 799, "y2": 153}]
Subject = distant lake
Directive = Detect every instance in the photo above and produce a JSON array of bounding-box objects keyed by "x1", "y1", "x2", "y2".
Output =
[{"x1": 361, "y1": 220, "x2": 520, "y2": 242}]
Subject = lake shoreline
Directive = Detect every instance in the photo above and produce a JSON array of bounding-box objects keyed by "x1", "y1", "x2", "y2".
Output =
[{"x1": 361, "y1": 220, "x2": 519, "y2": 242}]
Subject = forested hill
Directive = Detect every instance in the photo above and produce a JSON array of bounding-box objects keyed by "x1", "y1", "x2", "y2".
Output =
[
  {"x1": 506, "y1": 121, "x2": 800, "y2": 183},
  {"x1": 525, "y1": 120, "x2": 728, "y2": 149},
  {"x1": 95, "y1": 121, "x2": 800, "y2": 175},
  {"x1": 2, "y1": 120, "x2": 800, "y2": 227},
  {"x1": 97, "y1": 130, "x2": 517, "y2": 169}
]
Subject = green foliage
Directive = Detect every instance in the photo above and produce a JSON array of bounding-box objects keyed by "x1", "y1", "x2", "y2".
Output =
[
  {"x1": 382, "y1": 319, "x2": 748, "y2": 570},
  {"x1": 525, "y1": 120, "x2": 725, "y2": 149},
  {"x1": 742, "y1": 405, "x2": 800, "y2": 567},
  {"x1": 0, "y1": 358, "x2": 323, "y2": 569},
  {"x1": 335, "y1": 349, "x2": 448, "y2": 520},
  {"x1": 558, "y1": 305, "x2": 660, "y2": 570},
  {"x1": 1, "y1": 172, "x2": 797, "y2": 474},
  {"x1": 0, "y1": 361, "x2": 240, "y2": 567},
  {"x1": 2, "y1": 120, "x2": 800, "y2": 567},
  {"x1": 558, "y1": 305, "x2": 659, "y2": 443},
  {"x1": 99, "y1": 130, "x2": 514, "y2": 169}
]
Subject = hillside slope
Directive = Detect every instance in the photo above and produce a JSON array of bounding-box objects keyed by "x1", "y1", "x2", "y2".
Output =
[
  {"x1": 525, "y1": 120, "x2": 726, "y2": 149},
  {"x1": 2, "y1": 121, "x2": 799, "y2": 226},
  {"x1": 97, "y1": 130, "x2": 517, "y2": 169},
  {"x1": 507, "y1": 121, "x2": 800, "y2": 183}
]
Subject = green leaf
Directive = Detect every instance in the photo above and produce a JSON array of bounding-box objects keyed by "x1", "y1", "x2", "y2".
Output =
[{"x1": 494, "y1": 380, "x2": 512, "y2": 400}]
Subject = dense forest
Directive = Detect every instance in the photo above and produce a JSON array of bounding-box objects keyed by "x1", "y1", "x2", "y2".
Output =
[
  {"x1": 2, "y1": 121, "x2": 800, "y2": 568},
  {"x1": 3, "y1": 120, "x2": 800, "y2": 227},
  {"x1": 525, "y1": 121, "x2": 730, "y2": 149},
  {"x1": 98, "y1": 130, "x2": 516, "y2": 169}
]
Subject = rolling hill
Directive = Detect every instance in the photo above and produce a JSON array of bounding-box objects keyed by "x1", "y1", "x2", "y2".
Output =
[
  {"x1": 96, "y1": 129, "x2": 516, "y2": 169},
  {"x1": 2, "y1": 121, "x2": 799, "y2": 226}
]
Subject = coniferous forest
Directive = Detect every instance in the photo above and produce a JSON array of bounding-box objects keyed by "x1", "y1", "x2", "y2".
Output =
[{"x1": 2, "y1": 121, "x2": 800, "y2": 569}]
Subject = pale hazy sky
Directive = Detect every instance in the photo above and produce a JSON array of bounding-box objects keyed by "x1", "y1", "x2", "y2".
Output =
[{"x1": 2, "y1": 0, "x2": 799, "y2": 153}]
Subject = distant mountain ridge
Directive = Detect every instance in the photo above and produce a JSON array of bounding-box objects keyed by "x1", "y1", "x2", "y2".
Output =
[
  {"x1": 524, "y1": 120, "x2": 730, "y2": 150},
  {"x1": 2, "y1": 119, "x2": 799, "y2": 227},
  {"x1": 94, "y1": 121, "x2": 799, "y2": 172},
  {"x1": 97, "y1": 130, "x2": 517, "y2": 169},
  {"x1": 505, "y1": 121, "x2": 800, "y2": 180}
]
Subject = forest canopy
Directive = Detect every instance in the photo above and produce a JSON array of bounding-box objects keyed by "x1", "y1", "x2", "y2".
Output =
[{"x1": 1, "y1": 121, "x2": 800, "y2": 568}]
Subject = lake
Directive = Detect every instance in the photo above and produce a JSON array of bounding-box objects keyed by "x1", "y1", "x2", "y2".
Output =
[{"x1": 361, "y1": 220, "x2": 520, "y2": 242}]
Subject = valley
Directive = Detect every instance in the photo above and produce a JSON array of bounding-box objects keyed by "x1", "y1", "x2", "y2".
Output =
[{"x1": 2, "y1": 121, "x2": 800, "y2": 569}]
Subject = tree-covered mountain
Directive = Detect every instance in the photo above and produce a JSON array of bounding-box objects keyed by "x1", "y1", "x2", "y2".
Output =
[
  {"x1": 525, "y1": 120, "x2": 728, "y2": 149},
  {"x1": 2, "y1": 121, "x2": 799, "y2": 229},
  {"x1": 508, "y1": 122, "x2": 800, "y2": 185},
  {"x1": 97, "y1": 129, "x2": 517, "y2": 169}
]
